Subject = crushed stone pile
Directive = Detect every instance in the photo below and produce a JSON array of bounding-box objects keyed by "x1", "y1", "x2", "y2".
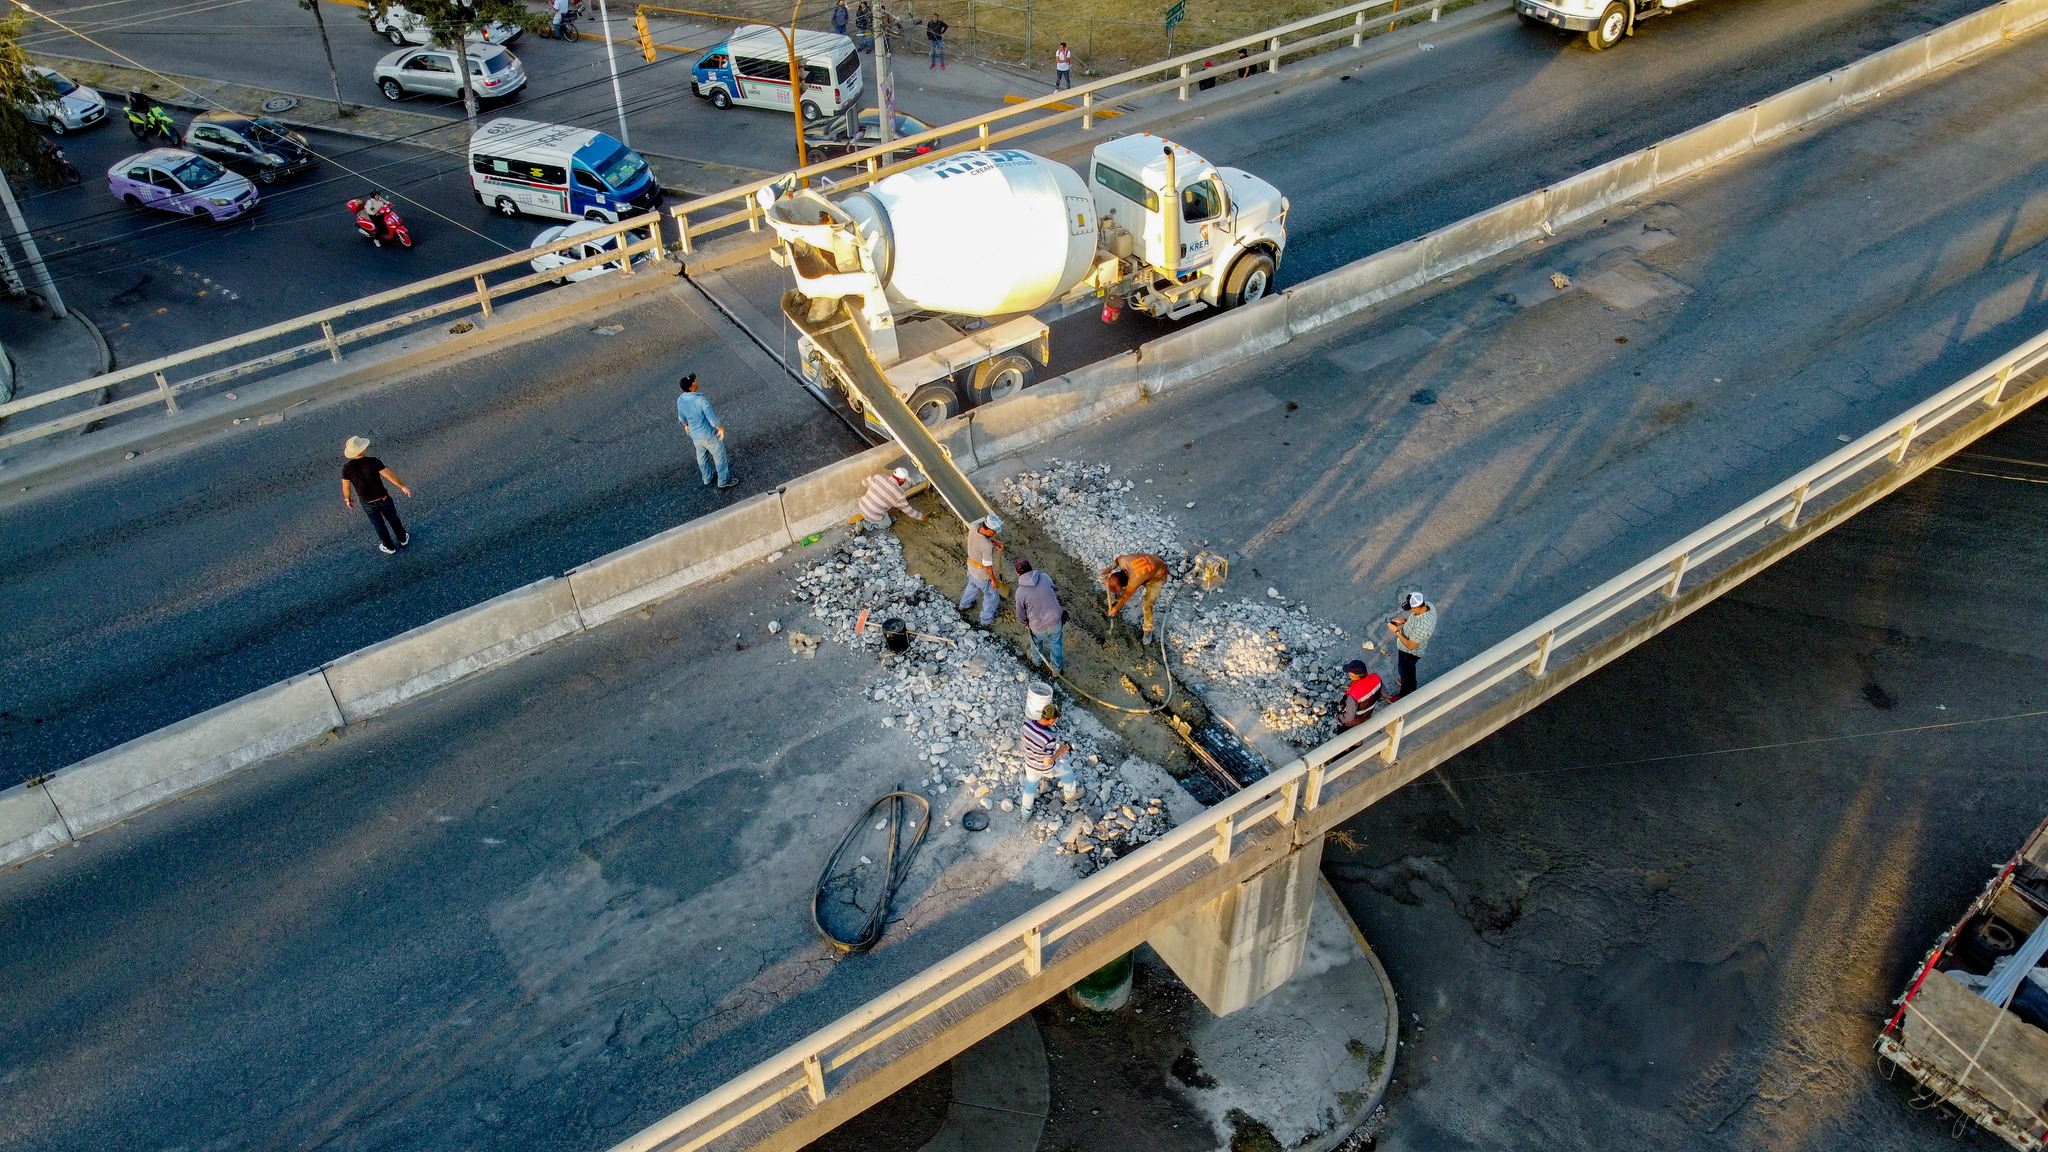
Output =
[
  {"x1": 1004, "y1": 459, "x2": 1357, "y2": 751},
  {"x1": 790, "y1": 530, "x2": 1173, "y2": 873}
]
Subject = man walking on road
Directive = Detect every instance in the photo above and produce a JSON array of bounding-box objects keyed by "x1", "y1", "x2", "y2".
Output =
[
  {"x1": 1388, "y1": 590, "x2": 1436, "y2": 698},
  {"x1": 1054, "y1": 41, "x2": 1073, "y2": 90},
  {"x1": 341, "y1": 436, "x2": 413, "y2": 555},
  {"x1": 831, "y1": 0, "x2": 849, "y2": 36},
  {"x1": 858, "y1": 467, "x2": 927, "y2": 530},
  {"x1": 1101, "y1": 552, "x2": 1168, "y2": 643},
  {"x1": 1013, "y1": 559, "x2": 1065, "y2": 674},
  {"x1": 925, "y1": 11, "x2": 948, "y2": 68},
  {"x1": 676, "y1": 373, "x2": 735, "y2": 489},
  {"x1": 855, "y1": 0, "x2": 872, "y2": 51},
  {"x1": 959, "y1": 515, "x2": 1005, "y2": 626}
]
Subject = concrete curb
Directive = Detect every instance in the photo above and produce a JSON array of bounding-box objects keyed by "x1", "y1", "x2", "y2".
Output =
[
  {"x1": 8, "y1": 0, "x2": 2041, "y2": 873},
  {"x1": 1304, "y1": 876, "x2": 1398, "y2": 1152}
]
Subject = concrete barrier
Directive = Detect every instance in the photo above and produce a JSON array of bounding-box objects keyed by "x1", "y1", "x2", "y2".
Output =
[
  {"x1": 1545, "y1": 147, "x2": 1658, "y2": 233},
  {"x1": 1419, "y1": 192, "x2": 1548, "y2": 281},
  {"x1": 1284, "y1": 236, "x2": 1430, "y2": 337},
  {"x1": 1751, "y1": 72, "x2": 1845, "y2": 146},
  {"x1": 323, "y1": 577, "x2": 585, "y2": 724},
  {"x1": 970, "y1": 361, "x2": 1146, "y2": 464},
  {"x1": 568, "y1": 493, "x2": 792, "y2": 625},
  {"x1": 1925, "y1": 3, "x2": 2010, "y2": 64},
  {"x1": 1135, "y1": 295, "x2": 1291, "y2": 396},
  {"x1": 42, "y1": 672, "x2": 343, "y2": 839},
  {"x1": 0, "y1": 785, "x2": 71, "y2": 870},
  {"x1": 781, "y1": 443, "x2": 900, "y2": 541},
  {"x1": 1652, "y1": 105, "x2": 1756, "y2": 187},
  {"x1": 1833, "y1": 38, "x2": 1931, "y2": 106},
  {"x1": 2011, "y1": 0, "x2": 2048, "y2": 36}
]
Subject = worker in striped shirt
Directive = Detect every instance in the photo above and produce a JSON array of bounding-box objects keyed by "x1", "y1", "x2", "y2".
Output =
[
  {"x1": 858, "y1": 467, "x2": 927, "y2": 529},
  {"x1": 1018, "y1": 702, "x2": 1082, "y2": 813}
]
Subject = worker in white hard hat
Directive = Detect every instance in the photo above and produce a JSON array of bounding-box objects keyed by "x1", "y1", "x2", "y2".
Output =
[
  {"x1": 958, "y1": 514, "x2": 1005, "y2": 627},
  {"x1": 857, "y1": 466, "x2": 927, "y2": 530}
]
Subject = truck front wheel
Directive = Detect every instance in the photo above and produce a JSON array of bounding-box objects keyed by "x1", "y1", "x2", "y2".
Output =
[
  {"x1": 907, "y1": 383, "x2": 959, "y2": 426},
  {"x1": 969, "y1": 354, "x2": 1033, "y2": 406},
  {"x1": 1222, "y1": 251, "x2": 1276, "y2": 310},
  {"x1": 1587, "y1": 2, "x2": 1627, "y2": 49}
]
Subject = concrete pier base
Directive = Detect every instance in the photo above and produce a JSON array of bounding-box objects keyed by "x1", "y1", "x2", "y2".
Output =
[{"x1": 1148, "y1": 834, "x2": 1325, "y2": 1016}]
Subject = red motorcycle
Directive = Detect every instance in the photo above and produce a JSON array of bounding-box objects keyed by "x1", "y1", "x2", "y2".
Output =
[{"x1": 347, "y1": 196, "x2": 412, "y2": 248}]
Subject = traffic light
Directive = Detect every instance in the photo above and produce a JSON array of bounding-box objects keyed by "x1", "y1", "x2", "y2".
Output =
[{"x1": 636, "y1": 12, "x2": 657, "y2": 62}]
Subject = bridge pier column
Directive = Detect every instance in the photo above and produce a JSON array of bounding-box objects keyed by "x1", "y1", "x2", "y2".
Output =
[{"x1": 1147, "y1": 834, "x2": 1324, "y2": 1016}]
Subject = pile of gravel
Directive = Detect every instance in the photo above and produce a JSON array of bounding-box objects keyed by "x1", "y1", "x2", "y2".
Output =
[
  {"x1": 789, "y1": 530, "x2": 1174, "y2": 872},
  {"x1": 1005, "y1": 458, "x2": 1359, "y2": 751}
]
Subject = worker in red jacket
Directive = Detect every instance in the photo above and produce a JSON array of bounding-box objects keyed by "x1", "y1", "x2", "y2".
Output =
[{"x1": 1337, "y1": 660, "x2": 1385, "y2": 729}]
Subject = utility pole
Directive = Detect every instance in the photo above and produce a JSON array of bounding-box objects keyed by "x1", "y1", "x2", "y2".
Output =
[
  {"x1": 876, "y1": 2, "x2": 893, "y2": 149},
  {"x1": 0, "y1": 175, "x2": 64, "y2": 318},
  {"x1": 595, "y1": 0, "x2": 631, "y2": 145},
  {"x1": 299, "y1": 0, "x2": 348, "y2": 117}
]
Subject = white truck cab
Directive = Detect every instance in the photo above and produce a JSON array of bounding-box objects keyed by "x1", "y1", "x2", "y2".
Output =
[
  {"x1": 1087, "y1": 134, "x2": 1288, "y2": 317},
  {"x1": 1516, "y1": 0, "x2": 1703, "y2": 50}
]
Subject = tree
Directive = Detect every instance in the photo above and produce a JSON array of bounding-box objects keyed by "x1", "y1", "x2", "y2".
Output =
[
  {"x1": 0, "y1": 11, "x2": 69, "y2": 316},
  {"x1": 299, "y1": 0, "x2": 348, "y2": 118},
  {"x1": 363, "y1": 0, "x2": 542, "y2": 132}
]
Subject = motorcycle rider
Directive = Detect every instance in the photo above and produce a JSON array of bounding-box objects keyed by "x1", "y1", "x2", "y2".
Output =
[
  {"x1": 356, "y1": 190, "x2": 396, "y2": 240},
  {"x1": 125, "y1": 88, "x2": 171, "y2": 138}
]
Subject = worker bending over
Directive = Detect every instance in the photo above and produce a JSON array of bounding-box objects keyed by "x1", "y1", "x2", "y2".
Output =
[
  {"x1": 959, "y1": 515, "x2": 1005, "y2": 627},
  {"x1": 1012, "y1": 559, "x2": 1065, "y2": 674},
  {"x1": 1018, "y1": 702, "x2": 1082, "y2": 813},
  {"x1": 1336, "y1": 659, "x2": 1385, "y2": 729},
  {"x1": 1102, "y1": 553, "x2": 1169, "y2": 643},
  {"x1": 858, "y1": 466, "x2": 927, "y2": 529}
]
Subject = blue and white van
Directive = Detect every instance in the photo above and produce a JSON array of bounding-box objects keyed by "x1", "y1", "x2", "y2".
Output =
[
  {"x1": 691, "y1": 25, "x2": 862, "y2": 123},
  {"x1": 468, "y1": 118, "x2": 662, "y2": 222}
]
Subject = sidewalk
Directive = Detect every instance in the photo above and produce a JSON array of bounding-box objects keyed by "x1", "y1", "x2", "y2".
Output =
[{"x1": 0, "y1": 299, "x2": 111, "y2": 418}]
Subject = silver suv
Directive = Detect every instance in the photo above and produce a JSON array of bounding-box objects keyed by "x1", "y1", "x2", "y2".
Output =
[{"x1": 373, "y1": 44, "x2": 527, "y2": 103}]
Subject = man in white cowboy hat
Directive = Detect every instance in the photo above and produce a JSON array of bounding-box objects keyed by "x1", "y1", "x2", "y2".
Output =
[
  {"x1": 857, "y1": 466, "x2": 927, "y2": 530},
  {"x1": 1387, "y1": 590, "x2": 1436, "y2": 698},
  {"x1": 340, "y1": 436, "x2": 413, "y2": 555}
]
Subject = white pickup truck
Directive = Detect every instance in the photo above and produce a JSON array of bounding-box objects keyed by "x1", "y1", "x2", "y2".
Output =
[
  {"x1": 1515, "y1": 0, "x2": 1703, "y2": 50},
  {"x1": 764, "y1": 133, "x2": 1289, "y2": 431}
]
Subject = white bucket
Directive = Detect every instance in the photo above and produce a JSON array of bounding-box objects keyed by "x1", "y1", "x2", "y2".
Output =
[{"x1": 1024, "y1": 681, "x2": 1055, "y2": 720}]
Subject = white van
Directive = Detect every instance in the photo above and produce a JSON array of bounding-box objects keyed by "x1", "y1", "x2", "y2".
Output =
[
  {"x1": 467, "y1": 118, "x2": 661, "y2": 222},
  {"x1": 690, "y1": 25, "x2": 862, "y2": 122}
]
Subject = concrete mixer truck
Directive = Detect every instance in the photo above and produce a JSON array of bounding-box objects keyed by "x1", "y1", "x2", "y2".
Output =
[{"x1": 763, "y1": 134, "x2": 1288, "y2": 432}]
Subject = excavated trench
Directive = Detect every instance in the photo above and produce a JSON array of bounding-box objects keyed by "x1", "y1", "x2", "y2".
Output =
[{"x1": 889, "y1": 493, "x2": 1263, "y2": 805}]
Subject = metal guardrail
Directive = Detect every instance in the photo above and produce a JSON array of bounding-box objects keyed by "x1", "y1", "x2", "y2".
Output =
[
  {"x1": 663, "y1": 0, "x2": 1449, "y2": 254},
  {"x1": 0, "y1": 214, "x2": 668, "y2": 452},
  {"x1": 612, "y1": 320, "x2": 2048, "y2": 1152}
]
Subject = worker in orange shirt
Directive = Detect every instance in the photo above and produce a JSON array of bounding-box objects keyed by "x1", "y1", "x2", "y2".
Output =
[{"x1": 1101, "y1": 553, "x2": 1169, "y2": 643}]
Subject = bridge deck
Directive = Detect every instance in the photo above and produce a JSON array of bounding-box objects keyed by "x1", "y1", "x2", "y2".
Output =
[{"x1": 7, "y1": 18, "x2": 2048, "y2": 1152}]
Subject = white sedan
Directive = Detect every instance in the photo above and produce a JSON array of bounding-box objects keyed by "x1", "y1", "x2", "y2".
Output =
[
  {"x1": 529, "y1": 220, "x2": 646, "y2": 282},
  {"x1": 19, "y1": 67, "x2": 106, "y2": 134},
  {"x1": 370, "y1": 3, "x2": 522, "y2": 46}
]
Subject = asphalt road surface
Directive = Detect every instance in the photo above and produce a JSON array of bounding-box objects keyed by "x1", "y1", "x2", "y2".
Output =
[
  {"x1": 0, "y1": 0, "x2": 2005, "y2": 783},
  {"x1": 19, "y1": 121, "x2": 538, "y2": 365}
]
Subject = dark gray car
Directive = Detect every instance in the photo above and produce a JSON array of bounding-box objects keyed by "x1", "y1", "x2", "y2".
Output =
[{"x1": 181, "y1": 111, "x2": 313, "y2": 184}]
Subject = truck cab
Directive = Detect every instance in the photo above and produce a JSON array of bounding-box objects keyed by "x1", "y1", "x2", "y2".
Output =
[
  {"x1": 1515, "y1": 0, "x2": 1703, "y2": 50},
  {"x1": 1087, "y1": 134, "x2": 1288, "y2": 317}
]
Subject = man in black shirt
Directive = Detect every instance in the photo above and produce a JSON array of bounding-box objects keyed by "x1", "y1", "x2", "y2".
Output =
[{"x1": 341, "y1": 436, "x2": 414, "y2": 554}]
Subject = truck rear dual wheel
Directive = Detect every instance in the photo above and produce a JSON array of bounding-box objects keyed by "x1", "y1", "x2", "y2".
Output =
[
  {"x1": 907, "y1": 383, "x2": 958, "y2": 426},
  {"x1": 969, "y1": 353, "x2": 1033, "y2": 406},
  {"x1": 1587, "y1": 2, "x2": 1627, "y2": 49}
]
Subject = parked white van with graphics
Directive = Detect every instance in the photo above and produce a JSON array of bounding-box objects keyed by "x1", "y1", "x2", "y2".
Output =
[
  {"x1": 690, "y1": 25, "x2": 862, "y2": 122},
  {"x1": 467, "y1": 118, "x2": 661, "y2": 222}
]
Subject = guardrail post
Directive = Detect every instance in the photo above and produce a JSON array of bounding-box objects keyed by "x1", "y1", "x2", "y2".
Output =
[
  {"x1": 643, "y1": 224, "x2": 666, "y2": 265},
  {"x1": 320, "y1": 320, "x2": 341, "y2": 363},
  {"x1": 1022, "y1": 926, "x2": 1044, "y2": 976},
  {"x1": 1268, "y1": 35, "x2": 1281, "y2": 73},
  {"x1": 619, "y1": 227, "x2": 638, "y2": 277},
  {"x1": 1664, "y1": 551, "x2": 1689, "y2": 599},
  {"x1": 1303, "y1": 762, "x2": 1326, "y2": 811},
  {"x1": 1353, "y1": 9, "x2": 1364, "y2": 45},
  {"x1": 1082, "y1": 90, "x2": 1095, "y2": 130},
  {"x1": 1379, "y1": 715, "x2": 1403, "y2": 763},
  {"x1": 1212, "y1": 815, "x2": 1235, "y2": 864},
  {"x1": 1278, "y1": 778, "x2": 1300, "y2": 826},
  {"x1": 1528, "y1": 629, "x2": 1555, "y2": 677},
  {"x1": 748, "y1": 194, "x2": 762, "y2": 233},
  {"x1": 1178, "y1": 62, "x2": 1191, "y2": 100},
  {"x1": 803, "y1": 1053, "x2": 826, "y2": 1105},
  {"x1": 472, "y1": 274, "x2": 493, "y2": 319},
  {"x1": 1781, "y1": 482, "x2": 1809, "y2": 529},
  {"x1": 152, "y1": 370, "x2": 178, "y2": 414},
  {"x1": 675, "y1": 210, "x2": 695, "y2": 256},
  {"x1": 978, "y1": 123, "x2": 990, "y2": 145},
  {"x1": 1889, "y1": 419, "x2": 1918, "y2": 464},
  {"x1": 1985, "y1": 365, "x2": 2012, "y2": 406}
]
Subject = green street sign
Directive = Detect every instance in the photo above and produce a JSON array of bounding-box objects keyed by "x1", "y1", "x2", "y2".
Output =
[{"x1": 1164, "y1": 0, "x2": 1185, "y2": 30}]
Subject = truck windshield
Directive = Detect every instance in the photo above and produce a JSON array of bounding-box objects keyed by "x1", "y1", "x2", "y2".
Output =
[{"x1": 591, "y1": 144, "x2": 648, "y2": 190}]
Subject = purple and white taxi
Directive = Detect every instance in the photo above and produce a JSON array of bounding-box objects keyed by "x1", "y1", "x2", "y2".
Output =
[{"x1": 107, "y1": 149, "x2": 259, "y2": 221}]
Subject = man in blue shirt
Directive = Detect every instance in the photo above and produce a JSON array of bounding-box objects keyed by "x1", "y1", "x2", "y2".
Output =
[{"x1": 675, "y1": 373, "x2": 735, "y2": 488}]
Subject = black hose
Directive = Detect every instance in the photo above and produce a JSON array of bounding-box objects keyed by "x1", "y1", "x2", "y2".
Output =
[{"x1": 812, "y1": 790, "x2": 932, "y2": 953}]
